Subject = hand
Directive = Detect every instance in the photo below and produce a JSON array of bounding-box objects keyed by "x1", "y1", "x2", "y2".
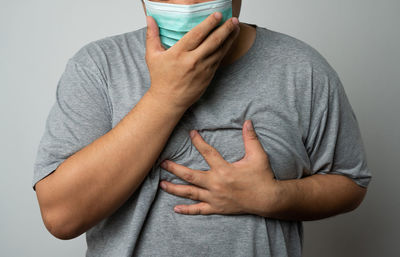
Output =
[
  {"x1": 159, "y1": 120, "x2": 280, "y2": 216},
  {"x1": 145, "y1": 12, "x2": 240, "y2": 111}
]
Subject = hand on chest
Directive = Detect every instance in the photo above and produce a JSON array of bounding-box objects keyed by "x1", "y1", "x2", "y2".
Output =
[{"x1": 159, "y1": 96, "x2": 311, "y2": 182}]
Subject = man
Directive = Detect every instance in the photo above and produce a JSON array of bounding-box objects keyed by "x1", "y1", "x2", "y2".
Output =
[{"x1": 33, "y1": 0, "x2": 371, "y2": 256}]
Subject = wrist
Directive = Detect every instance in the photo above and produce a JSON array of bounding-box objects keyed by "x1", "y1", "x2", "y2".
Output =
[
  {"x1": 145, "y1": 88, "x2": 188, "y2": 115},
  {"x1": 258, "y1": 180, "x2": 288, "y2": 218}
]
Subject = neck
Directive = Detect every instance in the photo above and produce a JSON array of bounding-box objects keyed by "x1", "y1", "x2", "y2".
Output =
[{"x1": 219, "y1": 22, "x2": 257, "y2": 68}]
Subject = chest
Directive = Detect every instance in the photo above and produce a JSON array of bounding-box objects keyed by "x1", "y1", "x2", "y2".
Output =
[
  {"x1": 109, "y1": 66, "x2": 313, "y2": 182},
  {"x1": 157, "y1": 72, "x2": 311, "y2": 181}
]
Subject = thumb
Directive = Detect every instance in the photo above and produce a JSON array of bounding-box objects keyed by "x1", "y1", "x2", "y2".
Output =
[
  {"x1": 242, "y1": 120, "x2": 266, "y2": 159},
  {"x1": 145, "y1": 16, "x2": 164, "y2": 53}
]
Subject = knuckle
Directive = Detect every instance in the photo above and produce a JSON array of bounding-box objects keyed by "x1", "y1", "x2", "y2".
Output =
[
  {"x1": 190, "y1": 30, "x2": 203, "y2": 43},
  {"x1": 211, "y1": 182, "x2": 223, "y2": 193},
  {"x1": 174, "y1": 50, "x2": 184, "y2": 59},
  {"x1": 248, "y1": 131, "x2": 258, "y2": 140},
  {"x1": 214, "y1": 203, "x2": 226, "y2": 214},
  {"x1": 225, "y1": 19, "x2": 236, "y2": 32},
  {"x1": 210, "y1": 149, "x2": 221, "y2": 159},
  {"x1": 202, "y1": 146, "x2": 215, "y2": 157},
  {"x1": 211, "y1": 17, "x2": 220, "y2": 27},
  {"x1": 215, "y1": 48, "x2": 225, "y2": 59},
  {"x1": 205, "y1": 14, "x2": 218, "y2": 26},
  {"x1": 183, "y1": 172, "x2": 194, "y2": 183},
  {"x1": 210, "y1": 60, "x2": 220, "y2": 70},
  {"x1": 211, "y1": 36, "x2": 223, "y2": 46},
  {"x1": 183, "y1": 56, "x2": 198, "y2": 70},
  {"x1": 185, "y1": 187, "x2": 196, "y2": 200},
  {"x1": 218, "y1": 207, "x2": 226, "y2": 214},
  {"x1": 219, "y1": 166, "x2": 230, "y2": 176}
]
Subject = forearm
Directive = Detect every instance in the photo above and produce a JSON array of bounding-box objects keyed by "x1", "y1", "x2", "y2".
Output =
[
  {"x1": 37, "y1": 89, "x2": 187, "y2": 239},
  {"x1": 259, "y1": 174, "x2": 367, "y2": 221}
]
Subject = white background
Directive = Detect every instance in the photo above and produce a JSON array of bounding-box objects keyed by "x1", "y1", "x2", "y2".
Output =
[{"x1": 1, "y1": 0, "x2": 399, "y2": 256}]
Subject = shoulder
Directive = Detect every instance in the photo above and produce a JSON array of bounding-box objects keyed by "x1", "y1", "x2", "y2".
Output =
[
  {"x1": 68, "y1": 27, "x2": 147, "y2": 72},
  {"x1": 256, "y1": 26, "x2": 340, "y2": 81},
  {"x1": 254, "y1": 25, "x2": 344, "y2": 104}
]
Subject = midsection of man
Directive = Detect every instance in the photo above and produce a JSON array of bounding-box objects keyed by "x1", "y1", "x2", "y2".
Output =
[{"x1": 80, "y1": 24, "x2": 321, "y2": 256}]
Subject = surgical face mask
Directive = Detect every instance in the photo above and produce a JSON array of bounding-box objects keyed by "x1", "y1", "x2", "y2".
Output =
[{"x1": 143, "y1": 0, "x2": 232, "y2": 49}]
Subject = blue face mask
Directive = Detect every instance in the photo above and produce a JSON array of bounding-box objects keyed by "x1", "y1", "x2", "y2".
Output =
[{"x1": 143, "y1": 0, "x2": 233, "y2": 49}]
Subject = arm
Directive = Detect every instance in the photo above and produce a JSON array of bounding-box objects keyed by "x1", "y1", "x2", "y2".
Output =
[
  {"x1": 151, "y1": 30, "x2": 371, "y2": 219},
  {"x1": 36, "y1": 91, "x2": 187, "y2": 240},
  {"x1": 155, "y1": 121, "x2": 368, "y2": 220},
  {"x1": 260, "y1": 174, "x2": 367, "y2": 221},
  {"x1": 35, "y1": 14, "x2": 240, "y2": 240}
]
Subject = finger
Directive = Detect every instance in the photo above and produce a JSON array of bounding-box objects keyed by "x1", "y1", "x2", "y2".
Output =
[
  {"x1": 190, "y1": 130, "x2": 227, "y2": 169},
  {"x1": 194, "y1": 17, "x2": 239, "y2": 59},
  {"x1": 161, "y1": 160, "x2": 209, "y2": 189},
  {"x1": 160, "y1": 181, "x2": 211, "y2": 202},
  {"x1": 145, "y1": 16, "x2": 165, "y2": 54},
  {"x1": 173, "y1": 12, "x2": 223, "y2": 52},
  {"x1": 242, "y1": 120, "x2": 268, "y2": 160},
  {"x1": 203, "y1": 25, "x2": 240, "y2": 67},
  {"x1": 174, "y1": 202, "x2": 216, "y2": 215}
]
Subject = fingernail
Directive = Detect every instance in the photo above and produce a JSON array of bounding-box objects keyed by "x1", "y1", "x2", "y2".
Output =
[
  {"x1": 232, "y1": 17, "x2": 239, "y2": 26},
  {"x1": 174, "y1": 206, "x2": 182, "y2": 213},
  {"x1": 214, "y1": 12, "x2": 222, "y2": 19},
  {"x1": 160, "y1": 181, "x2": 167, "y2": 190},
  {"x1": 190, "y1": 130, "x2": 196, "y2": 138},
  {"x1": 246, "y1": 120, "x2": 254, "y2": 131}
]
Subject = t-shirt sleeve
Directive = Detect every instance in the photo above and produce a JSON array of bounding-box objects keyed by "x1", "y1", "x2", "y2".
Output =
[
  {"x1": 304, "y1": 66, "x2": 372, "y2": 188},
  {"x1": 32, "y1": 54, "x2": 112, "y2": 191}
]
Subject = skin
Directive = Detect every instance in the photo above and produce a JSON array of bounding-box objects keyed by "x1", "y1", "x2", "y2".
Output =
[
  {"x1": 144, "y1": 0, "x2": 368, "y2": 218},
  {"x1": 142, "y1": 0, "x2": 254, "y2": 69},
  {"x1": 34, "y1": 1, "x2": 242, "y2": 240},
  {"x1": 34, "y1": 0, "x2": 367, "y2": 241}
]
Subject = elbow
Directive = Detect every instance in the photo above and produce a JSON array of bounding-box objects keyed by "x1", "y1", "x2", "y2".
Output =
[
  {"x1": 344, "y1": 184, "x2": 368, "y2": 213},
  {"x1": 36, "y1": 191, "x2": 84, "y2": 240},
  {"x1": 35, "y1": 173, "x2": 84, "y2": 240},
  {"x1": 43, "y1": 210, "x2": 83, "y2": 240}
]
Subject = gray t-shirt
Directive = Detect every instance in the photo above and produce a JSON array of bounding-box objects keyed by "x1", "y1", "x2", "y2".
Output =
[{"x1": 32, "y1": 25, "x2": 372, "y2": 257}]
